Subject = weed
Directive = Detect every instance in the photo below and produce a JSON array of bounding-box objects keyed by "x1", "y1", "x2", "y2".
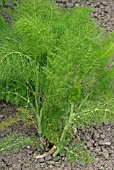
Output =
[
  {"x1": 0, "y1": 114, "x2": 19, "y2": 129},
  {"x1": 0, "y1": 133, "x2": 36, "y2": 153},
  {"x1": 66, "y1": 142, "x2": 94, "y2": 163}
]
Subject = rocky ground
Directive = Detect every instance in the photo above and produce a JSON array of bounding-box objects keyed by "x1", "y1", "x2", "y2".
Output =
[
  {"x1": 54, "y1": 0, "x2": 114, "y2": 32},
  {"x1": 0, "y1": 103, "x2": 114, "y2": 170},
  {"x1": 0, "y1": 0, "x2": 114, "y2": 170}
]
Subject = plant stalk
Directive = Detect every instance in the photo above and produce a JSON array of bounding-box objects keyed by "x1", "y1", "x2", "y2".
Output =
[
  {"x1": 53, "y1": 102, "x2": 75, "y2": 157},
  {"x1": 34, "y1": 63, "x2": 44, "y2": 149}
]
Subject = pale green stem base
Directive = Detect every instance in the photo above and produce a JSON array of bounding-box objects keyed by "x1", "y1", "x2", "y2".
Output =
[{"x1": 53, "y1": 103, "x2": 75, "y2": 157}]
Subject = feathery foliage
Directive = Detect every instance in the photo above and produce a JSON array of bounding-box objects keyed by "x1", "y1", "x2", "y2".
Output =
[
  {"x1": 0, "y1": 0, "x2": 114, "y2": 156},
  {"x1": 0, "y1": 133, "x2": 35, "y2": 153}
]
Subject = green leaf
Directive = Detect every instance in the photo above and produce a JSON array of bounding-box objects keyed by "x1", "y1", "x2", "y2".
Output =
[{"x1": 69, "y1": 85, "x2": 81, "y2": 103}]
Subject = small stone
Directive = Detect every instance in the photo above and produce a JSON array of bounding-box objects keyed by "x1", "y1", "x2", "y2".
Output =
[
  {"x1": 49, "y1": 164, "x2": 54, "y2": 169},
  {"x1": 99, "y1": 141, "x2": 111, "y2": 146},
  {"x1": 55, "y1": 162, "x2": 60, "y2": 167},
  {"x1": 6, "y1": 128, "x2": 12, "y2": 133},
  {"x1": 90, "y1": 147, "x2": 94, "y2": 151},
  {"x1": 86, "y1": 1, "x2": 91, "y2": 6},
  {"x1": 85, "y1": 135, "x2": 91, "y2": 141},
  {"x1": 100, "y1": 4, "x2": 104, "y2": 9},
  {"x1": 91, "y1": 139, "x2": 94, "y2": 144},
  {"x1": 0, "y1": 133, "x2": 5, "y2": 137},
  {"x1": 87, "y1": 141, "x2": 93, "y2": 148},
  {"x1": 9, "y1": 168, "x2": 13, "y2": 170},
  {"x1": 61, "y1": 0, "x2": 66, "y2": 3},
  {"x1": 24, "y1": 164, "x2": 30, "y2": 168},
  {"x1": 98, "y1": 151, "x2": 102, "y2": 156},
  {"x1": 100, "y1": 134, "x2": 105, "y2": 139},
  {"x1": 27, "y1": 146, "x2": 30, "y2": 149},
  {"x1": 27, "y1": 149, "x2": 33, "y2": 154},
  {"x1": 101, "y1": 1, "x2": 107, "y2": 6},
  {"x1": 60, "y1": 163, "x2": 66, "y2": 168},
  {"x1": 110, "y1": 146, "x2": 114, "y2": 149},
  {"x1": 40, "y1": 163, "x2": 45, "y2": 168},
  {"x1": 47, "y1": 160, "x2": 55, "y2": 165},
  {"x1": 102, "y1": 150, "x2": 109, "y2": 159},
  {"x1": 100, "y1": 166, "x2": 104, "y2": 170},
  {"x1": 81, "y1": 128, "x2": 86, "y2": 133},
  {"x1": 59, "y1": 3, "x2": 65, "y2": 8},
  {"x1": 93, "y1": 132, "x2": 100, "y2": 139},
  {"x1": 0, "y1": 114, "x2": 4, "y2": 118},
  {"x1": 71, "y1": 0, "x2": 76, "y2": 4},
  {"x1": 56, "y1": 0, "x2": 62, "y2": 3},
  {"x1": 38, "y1": 158, "x2": 44, "y2": 163},
  {"x1": 1, "y1": 162, "x2": 6, "y2": 168},
  {"x1": 89, "y1": 167, "x2": 94, "y2": 170},
  {"x1": 12, "y1": 164, "x2": 21, "y2": 170},
  {"x1": 35, "y1": 163, "x2": 40, "y2": 169},
  {"x1": 95, "y1": 157, "x2": 99, "y2": 162},
  {"x1": 94, "y1": 148, "x2": 101, "y2": 153},
  {"x1": 66, "y1": 2, "x2": 74, "y2": 8},
  {"x1": 14, "y1": 149, "x2": 20, "y2": 154},
  {"x1": 18, "y1": 159, "x2": 23, "y2": 164},
  {"x1": 45, "y1": 155, "x2": 52, "y2": 161}
]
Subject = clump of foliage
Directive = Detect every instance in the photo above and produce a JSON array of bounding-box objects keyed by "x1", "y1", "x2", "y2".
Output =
[
  {"x1": 0, "y1": 133, "x2": 36, "y2": 153},
  {"x1": 0, "y1": 0, "x2": 114, "y2": 158},
  {"x1": 66, "y1": 142, "x2": 94, "y2": 163},
  {"x1": 0, "y1": 114, "x2": 19, "y2": 129}
]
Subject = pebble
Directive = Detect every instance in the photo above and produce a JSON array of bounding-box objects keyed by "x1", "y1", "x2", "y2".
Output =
[
  {"x1": 49, "y1": 164, "x2": 54, "y2": 169},
  {"x1": 59, "y1": 3, "x2": 65, "y2": 7},
  {"x1": 45, "y1": 155, "x2": 52, "y2": 161},
  {"x1": 102, "y1": 150, "x2": 109, "y2": 159},
  {"x1": 71, "y1": 0, "x2": 77, "y2": 4},
  {"x1": 47, "y1": 160, "x2": 55, "y2": 165},
  {"x1": 99, "y1": 141, "x2": 111, "y2": 146},
  {"x1": 66, "y1": 2, "x2": 74, "y2": 8},
  {"x1": 9, "y1": 168, "x2": 13, "y2": 170},
  {"x1": 61, "y1": 0, "x2": 66, "y2": 3},
  {"x1": 89, "y1": 147, "x2": 94, "y2": 151},
  {"x1": 89, "y1": 167, "x2": 94, "y2": 170},
  {"x1": 0, "y1": 114, "x2": 4, "y2": 118},
  {"x1": 94, "y1": 148, "x2": 101, "y2": 153},
  {"x1": 95, "y1": 157, "x2": 99, "y2": 162},
  {"x1": 0, "y1": 133, "x2": 5, "y2": 137},
  {"x1": 35, "y1": 163, "x2": 40, "y2": 169},
  {"x1": 38, "y1": 158, "x2": 44, "y2": 163},
  {"x1": 93, "y1": 132, "x2": 100, "y2": 139},
  {"x1": 12, "y1": 164, "x2": 21, "y2": 170},
  {"x1": 40, "y1": 163, "x2": 45, "y2": 168},
  {"x1": 87, "y1": 141, "x2": 93, "y2": 148}
]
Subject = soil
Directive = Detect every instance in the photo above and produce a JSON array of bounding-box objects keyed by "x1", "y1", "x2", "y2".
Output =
[{"x1": 0, "y1": 0, "x2": 114, "y2": 170}]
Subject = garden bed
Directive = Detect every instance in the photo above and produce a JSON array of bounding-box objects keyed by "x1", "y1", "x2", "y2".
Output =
[
  {"x1": 0, "y1": 0, "x2": 114, "y2": 170},
  {"x1": 0, "y1": 102, "x2": 114, "y2": 170}
]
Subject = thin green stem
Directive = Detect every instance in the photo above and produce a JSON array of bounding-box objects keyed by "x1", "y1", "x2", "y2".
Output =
[
  {"x1": 34, "y1": 63, "x2": 44, "y2": 149},
  {"x1": 53, "y1": 103, "x2": 75, "y2": 157}
]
